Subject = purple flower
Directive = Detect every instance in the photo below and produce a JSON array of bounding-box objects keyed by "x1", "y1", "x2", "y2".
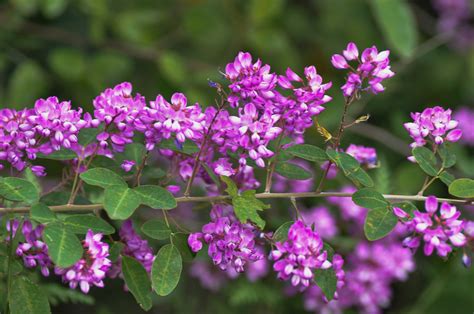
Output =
[
  {"x1": 55, "y1": 230, "x2": 111, "y2": 294},
  {"x1": 404, "y1": 106, "x2": 462, "y2": 149},
  {"x1": 212, "y1": 158, "x2": 236, "y2": 177},
  {"x1": 7, "y1": 219, "x2": 52, "y2": 277},
  {"x1": 345, "y1": 144, "x2": 378, "y2": 168},
  {"x1": 188, "y1": 204, "x2": 264, "y2": 273},
  {"x1": 271, "y1": 220, "x2": 333, "y2": 290},
  {"x1": 121, "y1": 160, "x2": 135, "y2": 172},
  {"x1": 331, "y1": 42, "x2": 395, "y2": 97},
  {"x1": 399, "y1": 196, "x2": 466, "y2": 257},
  {"x1": 453, "y1": 107, "x2": 474, "y2": 146},
  {"x1": 301, "y1": 206, "x2": 338, "y2": 240}
]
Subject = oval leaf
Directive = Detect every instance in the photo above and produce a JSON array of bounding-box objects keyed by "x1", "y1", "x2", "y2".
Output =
[
  {"x1": 170, "y1": 233, "x2": 196, "y2": 262},
  {"x1": 364, "y1": 208, "x2": 398, "y2": 241},
  {"x1": 285, "y1": 144, "x2": 328, "y2": 163},
  {"x1": 412, "y1": 147, "x2": 438, "y2": 176},
  {"x1": 134, "y1": 185, "x2": 177, "y2": 210},
  {"x1": 0, "y1": 177, "x2": 39, "y2": 204},
  {"x1": 9, "y1": 276, "x2": 51, "y2": 314},
  {"x1": 141, "y1": 219, "x2": 171, "y2": 240},
  {"x1": 371, "y1": 0, "x2": 417, "y2": 58},
  {"x1": 352, "y1": 188, "x2": 390, "y2": 210},
  {"x1": 64, "y1": 215, "x2": 115, "y2": 235},
  {"x1": 80, "y1": 168, "x2": 127, "y2": 189},
  {"x1": 272, "y1": 221, "x2": 293, "y2": 243},
  {"x1": 314, "y1": 267, "x2": 337, "y2": 301},
  {"x1": 77, "y1": 125, "x2": 104, "y2": 146},
  {"x1": 122, "y1": 256, "x2": 152, "y2": 311},
  {"x1": 43, "y1": 223, "x2": 83, "y2": 267},
  {"x1": 326, "y1": 149, "x2": 373, "y2": 187},
  {"x1": 151, "y1": 244, "x2": 182, "y2": 296},
  {"x1": 449, "y1": 178, "x2": 474, "y2": 199},
  {"x1": 275, "y1": 162, "x2": 312, "y2": 180},
  {"x1": 104, "y1": 185, "x2": 141, "y2": 220},
  {"x1": 37, "y1": 148, "x2": 77, "y2": 160},
  {"x1": 30, "y1": 203, "x2": 57, "y2": 224}
]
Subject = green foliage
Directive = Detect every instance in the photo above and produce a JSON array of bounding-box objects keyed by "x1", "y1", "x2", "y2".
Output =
[
  {"x1": 141, "y1": 219, "x2": 171, "y2": 240},
  {"x1": 43, "y1": 223, "x2": 83, "y2": 268},
  {"x1": 133, "y1": 185, "x2": 177, "y2": 210},
  {"x1": 9, "y1": 276, "x2": 51, "y2": 314},
  {"x1": 274, "y1": 162, "x2": 312, "y2": 180},
  {"x1": 63, "y1": 215, "x2": 115, "y2": 235},
  {"x1": 232, "y1": 190, "x2": 268, "y2": 229},
  {"x1": 449, "y1": 178, "x2": 474, "y2": 198},
  {"x1": 103, "y1": 185, "x2": 141, "y2": 220},
  {"x1": 0, "y1": 177, "x2": 40, "y2": 204},
  {"x1": 438, "y1": 144, "x2": 457, "y2": 168},
  {"x1": 30, "y1": 203, "x2": 58, "y2": 224},
  {"x1": 326, "y1": 149, "x2": 374, "y2": 187},
  {"x1": 272, "y1": 221, "x2": 293, "y2": 243},
  {"x1": 122, "y1": 256, "x2": 153, "y2": 311},
  {"x1": 151, "y1": 244, "x2": 182, "y2": 297},
  {"x1": 412, "y1": 147, "x2": 439, "y2": 176},
  {"x1": 439, "y1": 171, "x2": 455, "y2": 186},
  {"x1": 285, "y1": 144, "x2": 328, "y2": 163},
  {"x1": 109, "y1": 242, "x2": 125, "y2": 263},
  {"x1": 77, "y1": 125, "x2": 104, "y2": 147},
  {"x1": 392, "y1": 201, "x2": 418, "y2": 220},
  {"x1": 44, "y1": 283, "x2": 94, "y2": 307},
  {"x1": 314, "y1": 267, "x2": 337, "y2": 301},
  {"x1": 37, "y1": 149, "x2": 77, "y2": 160},
  {"x1": 170, "y1": 233, "x2": 195, "y2": 262},
  {"x1": 123, "y1": 143, "x2": 147, "y2": 165},
  {"x1": 80, "y1": 168, "x2": 127, "y2": 189},
  {"x1": 370, "y1": 0, "x2": 417, "y2": 58}
]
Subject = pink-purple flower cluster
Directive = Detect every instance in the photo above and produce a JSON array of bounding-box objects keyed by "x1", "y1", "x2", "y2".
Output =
[
  {"x1": 188, "y1": 205, "x2": 264, "y2": 273},
  {"x1": 404, "y1": 106, "x2": 462, "y2": 152},
  {"x1": 396, "y1": 196, "x2": 466, "y2": 257},
  {"x1": 331, "y1": 42, "x2": 395, "y2": 97},
  {"x1": 453, "y1": 107, "x2": 474, "y2": 146},
  {"x1": 55, "y1": 230, "x2": 112, "y2": 294},
  {"x1": 345, "y1": 144, "x2": 378, "y2": 168},
  {"x1": 0, "y1": 97, "x2": 88, "y2": 174},
  {"x1": 7, "y1": 219, "x2": 52, "y2": 276},
  {"x1": 271, "y1": 220, "x2": 333, "y2": 290},
  {"x1": 116, "y1": 220, "x2": 155, "y2": 273}
]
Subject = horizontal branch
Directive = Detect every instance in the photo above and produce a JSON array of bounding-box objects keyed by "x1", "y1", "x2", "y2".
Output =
[{"x1": 0, "y1": 192, "x2": 471, "y2": 214}]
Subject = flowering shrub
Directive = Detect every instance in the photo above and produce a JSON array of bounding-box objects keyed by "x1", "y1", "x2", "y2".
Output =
[{"x1": 0, "y1": 42, "x2": 473, "y2": 314}]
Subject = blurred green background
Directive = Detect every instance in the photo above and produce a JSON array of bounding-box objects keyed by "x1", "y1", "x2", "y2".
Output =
[{"x1": 0, "y1": 0, "x2": 473, "y2": 313}]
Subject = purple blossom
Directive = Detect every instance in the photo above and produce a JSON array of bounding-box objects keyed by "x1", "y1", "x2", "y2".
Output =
[
  {"x1": 453, "y1": 107, "x2": 474, "y2": 146},
  {"x1": 55, "y1": 230, "x2": 111, "y2": 294},
  {"x1": 92, "y1": 82, "x2": 146, "y2": 155},
  {"x1": 331, "y1": 42, "x2": 395, "y2": 97},
  {"x1": 212, "y1": 158, "x2": 236, "y2": 177},
  {"x1": 271, "y1": 220, "x2": 333, "y2": 290},
  {"x1": 188, "y1": 204, "x2": 263, "y2": 273},
  {"x1": 399, "y1": 196, "x2": 466, "y2": 257},
  {"x1": 345, "y1": 144, "x2": 378, "y2": 168},
  {"x1": 121, "y1": 160, "x2": 135, "y2": 172},
  {"x1": 404, "y1": 106, "x2": 462, "y2": 150},
  {"x1": 301, "y1": 206, "x2": 338, "y2": 240},
  {"x1": 7, "y1": 219, "x2": 52, "y2": 277}
]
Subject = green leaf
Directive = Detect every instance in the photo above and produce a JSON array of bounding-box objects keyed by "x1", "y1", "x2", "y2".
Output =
[
  {"x1": 449, "y1": 178, "x2": 474, "y2": 198},
  {"x1": 272, "y1": 221, "x2": 293, "y2": 243},
  {"x1": 0, "y1": 177, "x2": 39, "y2": 204},
  {"x1": 43, "y1": 223, "x2": 82, "y2": 267},
  {"x1": 274, "y1": 162, "x2": 312, "y2": 180},
  {"x1": 438, "y1": 144, "x2": 456, "y2": 168},
  {"x1": 221, "y1": 176, "x2": 238, "y2": 197},
  {"x1": 30, "y1": 203, "x2": 57, "y2": 224},
  {"x1": 141, "y1": 219, "x2": 171, "y2": 240},
  {"x1": 37, "y1": 148, "x2": 77, "y2": 160},
  {"x1": 352, "y1": 188, "x2": 390, "y2": 211},
  {"x1": 202, "y1": 163, "x2": 221, "y2": 188},
  {"x1": 439, "y1": 171, "x2": 455, "y2": 186},
  {"x1": 8, "y1": 61, "x2": 48, "y2": 107},
  {"x1": 80, "y1": 168, "x2": 127, "y2": 189},
  {"x1": 370, "y1": 0, "x2": 417, "y2": 58},
  {"x1": 121, "y1": 256, "x2": 152, "y2": 311},
  {"x1": 170, "y1": 233, "x2": 195, "y2": 262},
  {"x1": 412, "y1": 147, "x2": 438, "y2": 176},
  {"x1": 134, "y1": 185, "x2": 177, "y2": 210},
  {"x1": 159, "y1": 138, "x2": 199, "y2": 155},
  {"x1": 314, "y1": 267, "x2": 337, "y2": 301},
  {"x1": 9, "y1": 276, "x2": 51, "y2": 314},
  {"x1": 326, "y1": 149, "x2": 373, "y2": 187},
  {"x1": 151, "y1": 244, "x2": 182, "y2": 296},
  {"x1": 364, "y1": 207, "x2": 398, "y2": 241},
  {"x1": 123, "y1": 143, "x2": 146, "y2": 165},
  {"x1": 232, "y1": 190, "x2": 269, "y2": 229},
  {"x1": 77, "y1": 126, "x2": 103, "y2": 147},
  {"x1": 285, "y1": 144, "x2": 328, "y2": 163},
  {"x1": 63, "y1": 215, "x2": 115, "y2": 235},
  {"x1": 104, "y1": 185, "x2": 141, "y2": 220},
  {"x1": 109, "y1": 242, "x2": 125, "y2": 263},
  {"x1": 41, "y1": 0, "x2": 69, "y2": 18}
]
